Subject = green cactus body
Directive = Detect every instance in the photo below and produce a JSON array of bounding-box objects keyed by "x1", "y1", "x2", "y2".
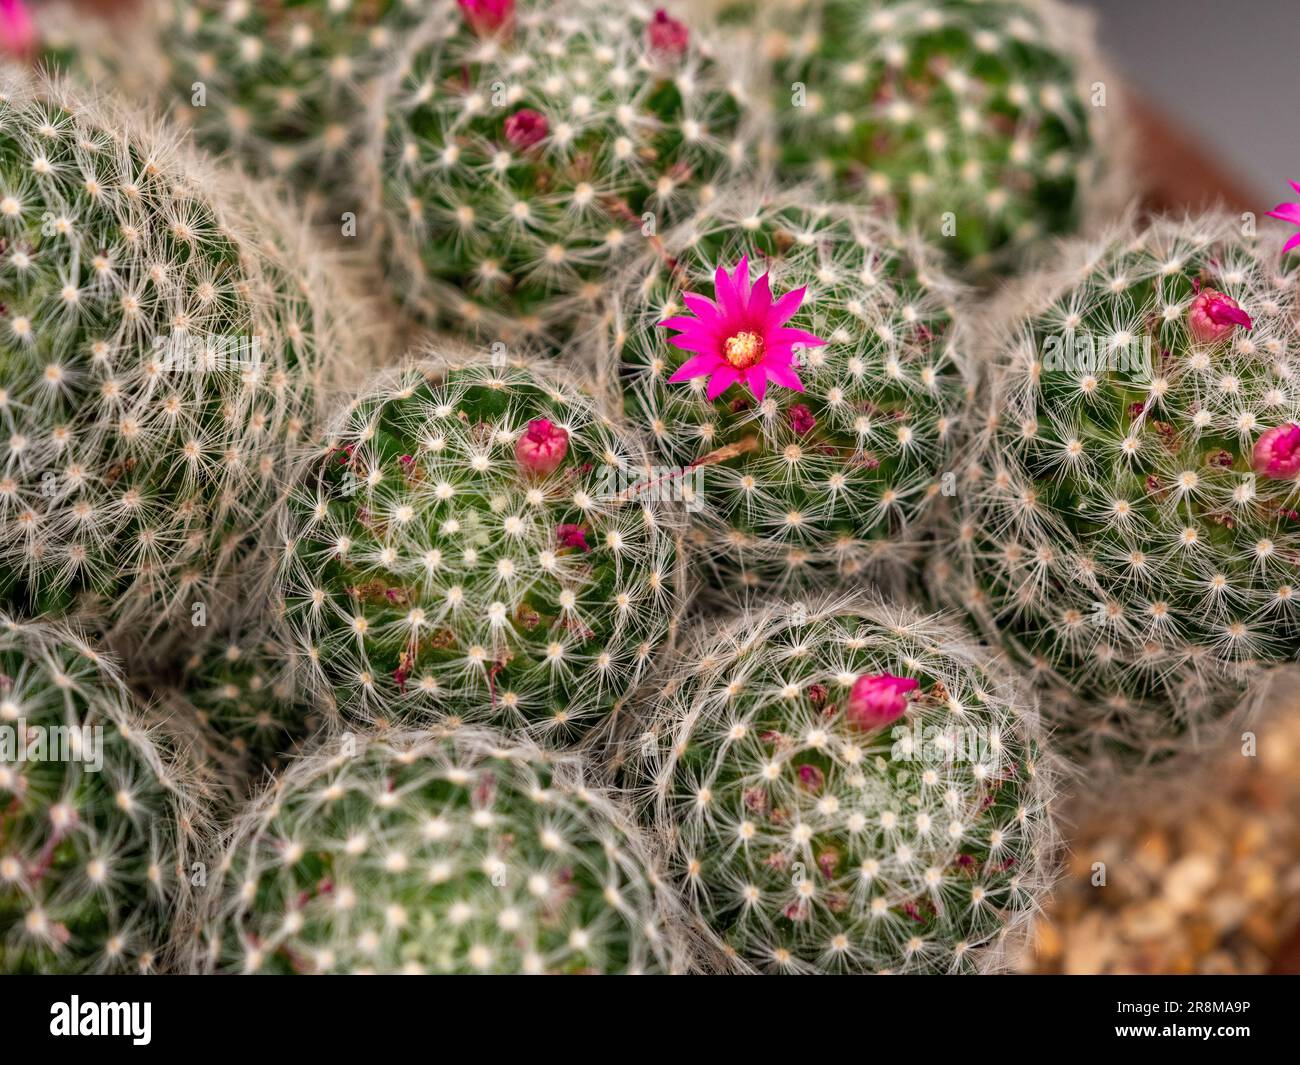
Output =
[
  {"x1": 174, "y1": 628, "x2": 319, "y2": 787},
  {"x1": 146, "y1": 0, "x2": 425, "y2": 217},
  {"x1": 192, "y1": 726, "x2": 682, "y2": 974},
  {"x1": 607, "y1": 190, "x2": 970, "y2": 593},
  {"x1": 0, "y1": 71, "x2": 358, "y2": 642},
  {"x1": 0, "y1": 616, "x2": 205, "y2": 973},
  {"x1": 937, "y1": 215, "x2": 1300, "y2": 769},
  {"x1": 279, "y1": 353, "x2": 685, "y2": 741},
  {"x1": 755, "y1": 0, "x2": 1102, "y2": 274},
  {"x1": 377, "y1": 0, "x2": 756, "y2": 345},
  {"x1": 634, "y1": 596, "x2": 1055, "y2": 974}
]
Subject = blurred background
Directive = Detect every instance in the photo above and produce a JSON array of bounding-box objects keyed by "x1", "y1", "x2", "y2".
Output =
[{"x1": 1084, "y1": 0, "x2": 1291, "y2": 209}]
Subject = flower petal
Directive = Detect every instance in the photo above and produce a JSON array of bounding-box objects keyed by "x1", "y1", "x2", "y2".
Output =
[
  {"x1": 1284, "y1": 232, "x2": 1300, "y2": 254},
  {"x1": 745, "y1": 364, "x2": 768, "y2": 402},
  {"x1": 767, "y1": 284, "x2": 809, "y2": 328},
  {"x1": 749, "y1": 271, "x2": 774, "y2": 320},
  {"x1": 1267, "y1": 203, "x2": 1300, "y2": 225},
  {"x1": 766, "y1": 362, "x2": 805, "y2": 393},
  {"x1": 772, "y1": 327, "x2": 827, "y2": 349},
  {"x1": 681, "y1": 291, "x2": 721, "y2": 322},
  {"x1": 706, "y1": 366, "x2": 739, "y2": 400},
  {"x1": 669, "y1": 352, "x2": 724, "y2": 381}
]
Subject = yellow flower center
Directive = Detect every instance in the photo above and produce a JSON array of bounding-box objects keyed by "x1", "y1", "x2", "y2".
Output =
[{"x1": 723, "y1": 331, "x2": 765, "y2": 370}]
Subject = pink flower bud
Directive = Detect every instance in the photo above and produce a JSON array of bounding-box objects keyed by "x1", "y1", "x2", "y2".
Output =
[
  {"x1": 1253, "y1": 423, "x2": 1300, "y2": 480},
  {"x1": 787, "y1": 403, "x2": 816, "y2": 435},
  {"x1": 556, "y1": 523, "x2": 590, "y2": 552},
  {"x1": 1188, "y1": 288, "x2": 1253, "y2": 344},
  {"x1": 504, "y1": 107, "x2": 548, "y2": 150},
  {"x1": 515, "y1": 418, "x2": 569, "y2": 477},
  {"x1": 846, "y1": 673, "x2": 918, "y2": 731},
  {"x1": 646, "y1": 8, "x2": 689, "y2": 57},
  {"x1": 0, "y1": 0, "x2": 34, "y2": 59},
  {"x1": 796, "y1": 764, "x2": 824, "y2": 793},
  {"x1": 457, "y1": 0, "x2": 513, "y2": 36}
]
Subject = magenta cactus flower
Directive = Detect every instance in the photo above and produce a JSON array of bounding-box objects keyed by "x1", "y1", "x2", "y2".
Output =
[
  {"x1": 646, "y1": 9, "x2": 689, "y2": 58},
  {"x1": 660, "y1": 256, "x2": 825, "y2": 402},
  {"x1": 556, "y1": 523, "x2": 590, "y2": 552},
  {"x1": 1266, "y1": 179, "x2": 1300, "y2": 255},
  {"x1": 0, "y1": 0, "x2": 33, "y2": 59},
  {"x1": 458, "y1": 0, "x2": 514, "y2": 36},
  {"x1": 1187, "y1": 288, "x2": 1253, "y2": 344},
  {"x1": 845, "y1": 673, "x2": 918, "y2": 731},
  {"x1": 504, "y1": 108, "x2": 548, "y2": 150},
  {"x1": 514, "y1": 418, "x2": 569, "y2": 477},
  {"x1": 1253, "y1": 424, "x2": 1300, "y2": 480},
  {"x1": 787, "y1": 403, "x2": 816, "y2": 435}
]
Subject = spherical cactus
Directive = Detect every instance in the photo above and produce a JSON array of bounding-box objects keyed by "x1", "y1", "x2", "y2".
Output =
[
  {"x1": 278, "y1": 349, "x2": 687, "y2": 741},
  {"x1": 0, "y1": 70, "x2": 365, "y2": 645},
  {"x1": 76, "y1": 0, "x2": 427, "y2": 219},
  {"x1": 749, "y1": 0, "x2": 1114, "y2": 275},
  {"x1": 935, "y1": 214, "x2": 1300, "y2": 771},
  {"x1": 374, "y1": 0, "x2": 758, "y2": 346},
  {"x1": 0, "y1": 615, "x2": 207, "y2": 973},
  {"x1": 604, "y1": 188, "x2": 971, "y2": 594},
  {"x1": 633, "y1": 595, "x2": 1057, "y2": 974},
  {"x1": 190, "y1": 725, "x2": 683, "y2": 974}
]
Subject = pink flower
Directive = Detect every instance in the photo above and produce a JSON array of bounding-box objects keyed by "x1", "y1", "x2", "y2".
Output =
[
  {"x1": 846, "y1": 673, "x2": 918, "y2": 731},
  {"x1": 1188, "y1": 288, "x2": 1252, "y2": 344},
  {"x1": 0, "y1": 0, "x2": 33, "y2": 58},
  {"x1": 1253, "y1": 424, "x2": 1300, "y2": 480},
  {"x1": 646, "y1": 9, "x2": 689, "y2": 57},
  {"x1": 515, "y1": 418, "x2": 569, "y2": 477},
  {"x1": 457, "y1": 0, "x2": 514, "y2": 35},
  {"x1": 556, "y1": 523, "x2": 590, "y2": 552},
  {"x1": 659, "y1": 256, "x2": 825, "y2": 402},
  {"x1": 1266, "y1": 179, "x2": 1300, "y2": 256},
  {"x1": 504, "y1": 108, "x2": 548, "y2": 150}
]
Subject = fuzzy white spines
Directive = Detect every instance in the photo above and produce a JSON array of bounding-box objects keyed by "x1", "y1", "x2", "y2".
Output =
[
  {"x1": 936, "y1": 213, "x2": 1300, "y2": 770},
  {"x1": 190, "y1": 725, "x2": 685, "y2": 974},
  {"x1": 0, "y1": 614, "x2": 207, "y2": 973},
  {"x1": 633, "y1": 594, "x2": 1057, "y2": 974},
  {"x1": 0, "y1": 69, "x2": 366, "y2": 646},
  {"x1": 278, "y1": 348, "x2": 687, "y2": 741}
]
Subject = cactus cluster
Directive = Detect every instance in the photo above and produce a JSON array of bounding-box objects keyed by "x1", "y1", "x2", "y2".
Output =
[
  {"x1": 375, "y1": 0, "x2": 757, "y2": 345},
  {"x1": 747, "y1": 0, "x2": 1106, "y2": 274},
  {"x1": 279, "y1": 352, "x2": 686, "y2": 741},
  {"x1": 936, "y1": 214, "x2": 1300, "y2": 769},
  {"x1": 190, "y1": 726, "x2": 681, "y2": 974},
  {"x1": 633, "y1": 595, "x2": 1056, "y2": 974},
  {"x1": 102, "y1": 1, "x2": 427, "y2": 219},
  {"x1": 0, "y1": 70, "x2": 361, "y2": 644},
  {"x1": 606, "y1": 187, "x2": 971, "y2": 593},
  {"x1": 0, "y1": 615, "x2": 206, "y2": 973}
]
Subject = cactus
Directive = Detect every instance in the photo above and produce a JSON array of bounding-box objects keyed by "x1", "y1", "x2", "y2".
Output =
[
  {"x1": 632, "y1": 595, "x2": 1056, "y2": 974},
  {"x1": 190, "y1": 725, "x2": 683, "y2": 974},
  {"x1": 278, "y1": 350, "x2": 686, "y2": 742},
  {"x1": 168, "y1": 625, "x2": 321, "y2": 789},
  {"x1": 375, "y1": 0, "x2": 757, "y2": 345},
  {"x1": 0, "y1": 615, "x2": 206, "y2": 973},
  {"x1": 0, "y1": 70, "x2": 365, "y2": 646},
  {"x1": 746, "y1": 0, "x2": 1109, "y2": 275},
  {"x1": 71, "y1": 1, "x2": 428, "y2": 220},
  {"x1": 604, "y1": 188, "x2": 970, "y2": 594},
  {"x1": 934, "y1": 213, "x2": 1300, "y2": 771}
]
